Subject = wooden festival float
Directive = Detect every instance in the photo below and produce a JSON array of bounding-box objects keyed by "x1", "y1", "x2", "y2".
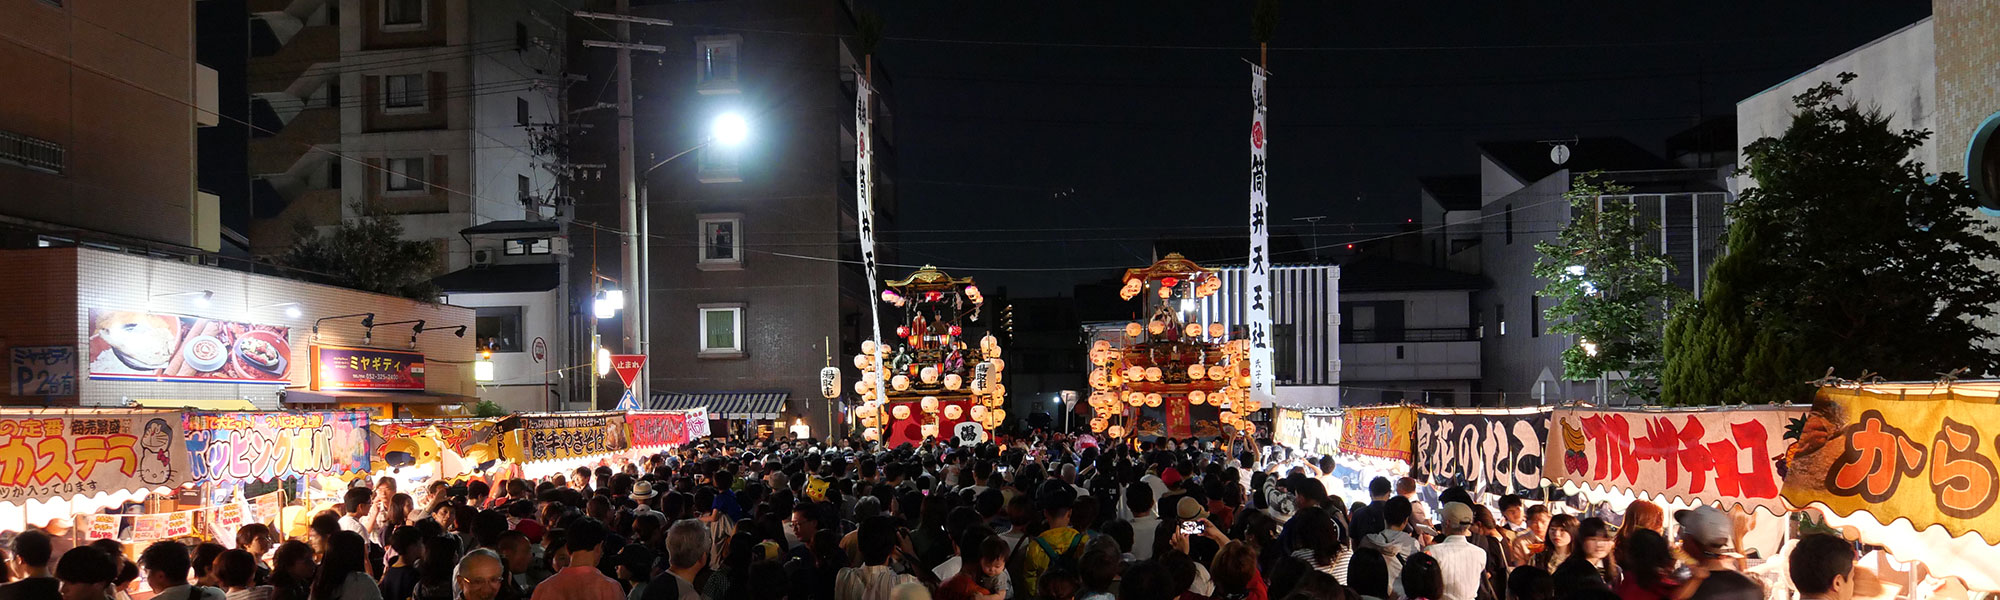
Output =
[
  {"x1": 1085, "y1": 253, "x2": 1259, "y2": 440},
  {"x1": 847, "y1": 266, "x2": 1006, "y2": 446}
]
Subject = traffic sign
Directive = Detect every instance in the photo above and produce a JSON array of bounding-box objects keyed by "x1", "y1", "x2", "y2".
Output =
[{"x1": 611, "y1": 354, "x2": 646, "y2": 388}]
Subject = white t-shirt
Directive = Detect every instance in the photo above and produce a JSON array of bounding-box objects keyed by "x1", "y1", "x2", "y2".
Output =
[{"x1": 1128, "y1": 514, "x2": 1161, "y2": 560}]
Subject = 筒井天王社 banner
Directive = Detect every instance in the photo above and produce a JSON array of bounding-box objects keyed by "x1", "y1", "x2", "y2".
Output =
[
  {"x1": 1340, "y1": 405, "x2": 1414, "y2": 463},
  {"x1": 1414, "y1": 407, "x2": 1551, "y2": 497},
  {"x1": 184, "y1": 411, "x2": 372, "y2": 483},
  {"x1": 1546, "y1": 406, "x2": 1805, "y2": 513},
  {"x1": 0, "y1": 410, "x2": 190, "y2": 503},
  {"x1": 1783, "y1": 388, "x2": 2000, "y2": 544}
]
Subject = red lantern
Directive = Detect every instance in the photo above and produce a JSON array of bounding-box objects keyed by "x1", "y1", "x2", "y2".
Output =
[
  {"x1": 949, "y1": 325, "x2": 963, "y2": 336},
  {"x1": 1161, "y1": 277, "x2": 1179, "y2": 288},
  {"x1": 896, "y1": 326, "x2": 910, "y2": 338}
]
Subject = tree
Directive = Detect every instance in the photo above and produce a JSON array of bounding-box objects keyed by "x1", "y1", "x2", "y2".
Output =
[
  {"x1": 1533, "y1": 172, "x2": 1688, "y2": 402},
  {"x1": 1662, "y1": 74, "x2": 2000, "y2": 405},
  {"x1": 277, "y1": 212, "x2": 441, "y2": 300}
]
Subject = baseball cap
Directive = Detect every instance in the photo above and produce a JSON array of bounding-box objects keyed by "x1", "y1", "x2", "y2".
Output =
[
  {"x1": 1675, "y1": 505, "x2": 1732, "y2": 549},
  {"x1": 1160, "y1": 467, "x2": 1184, "y2": 489},
  {"x1": 515, "y1": 519, "x2": 547, "y2": 544},
  {"x1": 1440, "y1": 502, "x2": 1475, "y2": 530},
  {"x1": 1175, "y1": 496, "x2": 1210, "y2": 522}
]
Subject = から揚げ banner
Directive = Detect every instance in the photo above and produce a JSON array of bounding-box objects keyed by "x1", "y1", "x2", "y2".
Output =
[
  {"x1": 1782, "y1": 389, "x2": 2000, "y2": 544},
  {"x1": 1340, "y1": 405, "x2": 1415, "y2": 463},
  {"x1": 519, "y1": 413, "x2": 629, "y2": 463},
  {"x1": 0, "y1": 410, "x2": 189, "y2": 503},
  {"x1": 1414, "y1": 407, "x2": 1551, "y2": 497},
  {"x1": 626, "y1": 412, "x2": 690, "y2": 448},
  {"x1": 1546, "y1": 406, "x2": 1805, "y2": 513},
  {"x1": 183, "y1": 411, "x2": 372, "y2": 483}
]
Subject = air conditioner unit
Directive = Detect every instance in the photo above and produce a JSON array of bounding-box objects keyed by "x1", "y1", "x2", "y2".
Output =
[{"x1": 472, "y1": 249, "x2": 496, "y2": 265}]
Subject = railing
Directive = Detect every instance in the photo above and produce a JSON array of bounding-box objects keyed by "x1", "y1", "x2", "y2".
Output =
[
  {"x1": 0, "y1": 129, "x2": 64, "y2": 175},
  {"x1": 1342, "y1": 327, "x2": 1480, "y2": 343}
]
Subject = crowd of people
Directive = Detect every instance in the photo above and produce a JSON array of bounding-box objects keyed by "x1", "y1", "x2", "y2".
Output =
[{"x1": 0, "y1": 434, "x2": 1860, "y2": 600}]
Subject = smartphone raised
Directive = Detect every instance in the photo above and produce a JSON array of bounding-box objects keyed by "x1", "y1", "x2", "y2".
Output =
[{"x1": 1178, "y1": 520, "x2": 1205, "y2": 536}]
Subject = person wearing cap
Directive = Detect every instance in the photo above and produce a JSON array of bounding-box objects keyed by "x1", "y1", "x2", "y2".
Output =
[
  {"x1": 1672, "y1": 505, "x2": 1744, "y2": 595},
  {"x1": 1019, "y1": 480, "x2": 1084, "y2": 598},
  {"x1": 1421, "y1": 502, "x2": 1488, "y2": 600}
]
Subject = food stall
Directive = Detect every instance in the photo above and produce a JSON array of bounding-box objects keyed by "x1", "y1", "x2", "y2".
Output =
[
  {"x1": 0, "y1": 408, "x2": 192, "y2": 533},
  {"x1": 505, "y1": 411, "x2": 633, "y2": 479}
]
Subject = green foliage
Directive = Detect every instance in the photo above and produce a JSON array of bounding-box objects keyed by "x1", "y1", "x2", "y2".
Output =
[
  {"x1": 1661, "y1": 74, "x2": 2000, "y2": 405},
  {"x1": 855, "y1": 10, "x2": 885, "y2": 58},
  {"x1": 1533, "y1": 172, "x2": 1689, "y2": 402},
  {"x1": 277, "y1": 210, "x2": 440, "y2": 301},
  {"x1": 1252, "y1": 0, "x2": 1280, "y2": 45},
  {"x1": 472, "y1": 400, "x2": 508, "y2": 418}
]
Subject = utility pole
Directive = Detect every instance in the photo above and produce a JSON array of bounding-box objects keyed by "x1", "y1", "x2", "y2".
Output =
[{"x1": 579, "y1": 7, "x2": 669, "y2": 409}]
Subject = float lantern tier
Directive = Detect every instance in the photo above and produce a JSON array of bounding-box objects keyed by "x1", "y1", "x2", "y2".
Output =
[
  {"x1": 1089, "y1": 253, "x2": 1257, "y2": 439},
  {"x1": 851, "y1": 266, "x2": 1002, "y2": 445}
]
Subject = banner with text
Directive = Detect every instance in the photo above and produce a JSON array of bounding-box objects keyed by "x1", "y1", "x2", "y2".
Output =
[
  {"x1": 627, "y1": 411, "x2": 690, "y2": 448},
  {"x1": 1244, "y1": 63, "x2": 1275, "y2": 404},
  {"x1": 0, "y1": 410, "x2": 188, "y2": 503},
  {"x1": 373, "y1": 418, "x2": 505, "y2": 461},
  {"x1": 1783, "y1": 389, "x2": 2000, "y2": 544},
  {"x1": 519, "y1": 413, "x2": 629, "y2": 463},
  {"x1": 1340, "y1": 405, "x2": 1415, "y2": 463},
  {"x1": 184, "y1": 411, "x2": 372, "y2": 483},
  {"x1": 855, "y1": 69, "x2": 888, "y2": 397},
  {"x1": 686, "y1": 407, "x2": 712, "y2": 439},
  {"x1": 1273, "y1": 408, "x2": 1304, "y2": 450},
  {"x1": 1547, "y1": 406, "x2": 1804, "y2": 513},
  {"x1": 1414, "y1": 407, "x2": 1551, "y2": 497},
  {"x1": 311, "y1": 345, "x2": 425, "y2": 391},
  {"x1": 1303, "y1": 411, "x2": 1342, "y2": 458}
]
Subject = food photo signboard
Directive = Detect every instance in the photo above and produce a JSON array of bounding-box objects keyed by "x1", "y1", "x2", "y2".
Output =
[
  {"x1": 311, "y1": 345, "x2": 424, "y2": 390},
  {"x1": 86, "y1": 310, "x2": 293, "y2": 384},
  {"x1": 1546, "y1": 406, "x2": 1805, "y2": 513}
]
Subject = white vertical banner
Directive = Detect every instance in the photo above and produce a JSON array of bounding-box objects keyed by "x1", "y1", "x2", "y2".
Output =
[
  {"x1": 855, "y1": 71, "x2": 887, "y2": 396},
  {"x1": 1247, "y1": 64, "x2": 1277, "y2": 404}
]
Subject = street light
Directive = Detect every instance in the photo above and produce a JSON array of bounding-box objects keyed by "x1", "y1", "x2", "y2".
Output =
[{"x1": 711, "y1": 112, "x2": 750, "y2": 147}]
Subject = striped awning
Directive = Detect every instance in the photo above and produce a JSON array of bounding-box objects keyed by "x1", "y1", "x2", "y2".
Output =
[{"x1": 648, "y1": 391, "x2": 789, "y2": 420}]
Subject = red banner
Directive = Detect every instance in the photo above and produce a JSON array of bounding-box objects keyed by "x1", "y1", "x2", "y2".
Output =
[
  {"x1": 311, "y1": 345, "x2": 424, "y2": 390},
  {"x1": 1165, "y1": 398, "x2": 1193, "y2": 439},
  {"x1": 1546, "y1": 406, "x2": 1803, "y2": 513},
  {"x1": 627, "y1": 412, "x2": 689, "y2": 448}
]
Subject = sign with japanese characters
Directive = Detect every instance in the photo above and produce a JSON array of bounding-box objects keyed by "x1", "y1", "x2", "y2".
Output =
[
  {"x1": 1245, "y1": 64, "x2": 1275, "y2": 403},
  {"x1": 685, "y1": 408, "x2": 711, "y2": 439},
  {"x1": 1303, "y1": 411, "x2": 1342, "y2": 458},
  {"x1": 519, "y1": 413, "x2": 629, "y2": 462},
  {"x1": 0, "y1": 411, "x2": 189, "y2": 502},
  {"x1": 1547, "y1": 406, "x2": 1803, "y2": 513},
  {"x1": 183, "y1": 411, "x2": 372, "y2": 483},
  {"x1": 855, "y1": 69, "x2": 888, "y2": 394},
  {"x1": 1273, "y1": 408, "x2": 1304, "y2": 450},
  {"x1": 86, "y1": 310, "x2": 293, "y2": 384},
  {"x1": 627, "y1": 412, "x2": 689, "y2": 448},
  {"x1": 374, "y1": 418, "x2": 504, "y2": 461},
  {"x1": 1340, "y1": 405, "x2": 1415, "y2": 463},
  {"x1": 11, "y1": 346, "x2": 76, "y2": 396},
  {"x1": 1414, "y1": 407, "x2": 1551, "y2": 497},
  {"x1": 86, "y1": 514, "x2": 118, "y2": 540},
  {"x1": 311, "y1": 345, "x2": 423, "y2": 390},
  {"x1": 1783, "y1": 390, "x2": 2000, "y2": 543}
]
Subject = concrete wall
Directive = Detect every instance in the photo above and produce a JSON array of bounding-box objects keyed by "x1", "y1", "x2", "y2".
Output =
[
  {"x1": 0, "y1": 0, "x2": 197, "y2": 249},
  {"x1": 1932, "y1": 2, "x2": 1998, "y2": 176},
  {"x1": 441, "y1": 289, "x2": 561, "y2": 413},
  {"x1": 1736, "y1": 18, "x2": 1937, "y2": 186},
  {"x1": 1476, "y1": 169, "x2": 1574, "y2": 404},
  {"x1": 468, "y1": 0, "x2": 560, "y2": 226},
  {"x1": 0, "y1": 247, "x2": 474, "y2": 408}
]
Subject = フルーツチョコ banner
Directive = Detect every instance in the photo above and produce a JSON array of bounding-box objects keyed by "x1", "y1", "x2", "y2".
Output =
[
  {"x1": 0, "y1": 410, "x2": 190, "y2": 502},
  {"x1": 1414, "y1": 407, "x2": 1551, "y2": 497},
  {"x1": 183, "y1": 411, "x2": 372, "y2": 483},
  {"x1": 1546, "y1": 406, "x2": 1804, "y2": 513}
]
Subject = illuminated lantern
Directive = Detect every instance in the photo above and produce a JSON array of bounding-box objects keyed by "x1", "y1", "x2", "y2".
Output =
[
  {"x1": 1145, "y1": 393, "x2": 1162, "y2": 407},
  {"x1": 945, "y1": 373, "x2": 964, "y2": 391},
  {"x1": 1092, "y1": 340, "x2": 1111, "y2": 352},
  {"x1": 1210, "y1": 368, "x2": 1227, "y2": 381},
  {"x1": 1157, "y1": 286, "x2": 1173, "y2": 299},
  {"x1": 853, "y1": 381, "x2": 869, "y2": 396},
  {"x1": 1189, "y1": 390, "x2": 1207, "y2": 405},
  {"x1": 1148, "y1": 320, "x2": 1166, "y2": 335},
  {"x1": 896, "y1": 326, "x2": 910, "y2": 338},
  {"x1": 892, "y1": 375, "x2": 910, "y2": 391},
  {"x1": 1209, "y1": 323, "x2": 1226, "y2": 338},
  {"x1": 1144, "y1": 367, "x2": 1162, "y2": 382},
  {"x1": 920, "y1": 366, "x2": 939, "y2": 384},
  {"x1": 989, "y1": 358, "x2": 1005, "y2": 372},
  {"x1": 853, "y1": 405, "x2": 875, "y2": 420},
  {"x1": 891, "y1": 404, "x2": 912, "y2": 420},
  {"x1": 1125, "y1": 322, "x2": 1143, "y2": 338},
  {"x1": 921, "y1": 396, "x2": 940, "y2": 413},
  {"x1": 862, "y1": 427, "x2": 880, "y2": 442},
  {"x1": 921, "y1": 423, "x2": 939, "y2": 439},
  {"x1": 991, "y1": 408, "x2": 1006, "y2": 423},
  {"x1": 1162, "y1": 277, "x2": 1179, "y2": 289},
  {"x1": 1188, "y1": 364, "x2": 1207, "y2": 380},
  {"x1": 1185, "y1": 323, "x2": 1203, "y2": 338},
  {"x1": 853, "y1": 354, "x2": 871, "y2": 370},
  {"x1": 1120, "y1": 278, "x2": 1142, "y2": 300},
  {"x1": 982, "y1": 335, "x2": 999, "y2": 351},
  {"x1": 1125, "y1": 366, "x2": 1144, "y2": 381},
  {"x1": 992, "y1": 384, "x2": 1007, "y2": 399},
  {"x1": 1090, "y1": 417, "x2": 1107, "y2": 432},
  {"x1": 861, "y1": 339, "x2": 877, "y2": 355},
  {"x1": 1123, "y1": 391, "x2": 1142, "y2": 406},
  {"x1": 820, "y1": 366, "x2": 842, "y2": 399},
  {"x1": 970, "y1": 405, "x2": 989, "y2": 421},
  {"x1": 944, "y1": 404, "x2": 963, "y2": 420},
  {"x1": 1108, "y1": 425, "x2": 1126, "y2": 438}
]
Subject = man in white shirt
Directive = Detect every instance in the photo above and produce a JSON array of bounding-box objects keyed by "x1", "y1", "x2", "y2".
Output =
[
  {"x1": 1125, "y1": 484, "x2": 1161, "y2": 561},
  {"x1": 336, "y1": 487, "x2": 373, "y2": 538},
  {"x1": 1422, "y1": 502, "x2": 1487, "y2": 600}
]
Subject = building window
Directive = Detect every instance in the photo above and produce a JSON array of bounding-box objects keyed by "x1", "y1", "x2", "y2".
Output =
[
  {"x1": 384, "y1": 74, "x2": 427, "y2": 111},
  {"x1": 1530, "y1": 295, "x2": 1540, "y2": 338},
  {"x1": 698, "y1": 215, "x2": 742, "y2": 268},
  {"x1": 1972, "y1": 111, "x2": 2000, "y2": 211},
  {"x1": 476, "y1": 306, "x2": 523, "y2": 352},
  {"x1": 1504, "y1": 204, "x2": 1515, "y2": 244},
  {"x1": 516, "y1": 97, "x2": 530, "y2": 126},
  {"x1": 503, "y1": 238, "x2": 549, "y2": 255},
  {"x1": 385, "y1": 157, "x2": 426, "y2": 192},
  {"x1": 382, "y1": 0, "x2": 424, "y2": 28},
  {"x1": 0, "y1": 129, "x2": 64, "y2": 175},
  {"x1": 517, "y1": 174, "x2": 531, "y2": 205},
  {"x1": 515, "y1": 21, "x2": 529, "y2": 52},
  {"x1": 700, "y1": 305, "x2": 743, "y2": 356},
  {"x1": 694, "y1": 35, "x2": 742, "y2": 93},
  {"x1": 697, "y1": 145, "x2": 742, "y2": 183},
  {"x1": 1273, "y1": 323, "x2": 1296, "y2": 381}
]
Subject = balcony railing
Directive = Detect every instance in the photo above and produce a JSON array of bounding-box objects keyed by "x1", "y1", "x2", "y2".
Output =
[
  {"x1": 1342, "y1": 327, "x2": 1480, "y2": 343},
  {"x1": 0, "y1": 130, "x2": 63, "y2": 175}
]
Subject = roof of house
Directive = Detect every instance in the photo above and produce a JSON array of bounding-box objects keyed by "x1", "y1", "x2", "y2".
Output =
[
  {"x1": 1477, "y1": 137, "x2": 1674, "y2": 184},
  {"x1": 460, "y1": 220, "x2": 561, "y2": 236},
  {"x1": 1418, "y1": 175, "x2": 1483, "y2": 211},
  {"x1": 1338, "y1": 255, "x2": 1489, "y2": 292},
  {"x1": 431, "y1": 263, "x2": 560, "y2": 294}
]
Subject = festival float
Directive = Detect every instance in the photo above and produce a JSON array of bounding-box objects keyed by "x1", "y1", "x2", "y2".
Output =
[
  {"x1": 848, "y1": 266, "x2": 1005, "y2": 447},
  {"x1": 1084, "y1": 253, "x2": 1258, "y2": 441}
]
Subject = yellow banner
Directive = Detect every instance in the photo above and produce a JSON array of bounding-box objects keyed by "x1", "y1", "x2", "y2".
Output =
[
  {"x1": 1783, "y1": 388, "x2": 2000, "y2": 544},
  {"x1": 1340, "y1": 405, "x2": 1415, "y2": 463}
]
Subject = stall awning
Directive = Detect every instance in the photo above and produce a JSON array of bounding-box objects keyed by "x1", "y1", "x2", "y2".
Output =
[
  {"x1": 282, "y1": 390, "x2": 479, "y2": 405},
  {"x1": 649, "y1": 391, "x2": 788, "y2": 420},
  {"x1": 133, "y1": 398, "x2": 256, "y2": 411}
]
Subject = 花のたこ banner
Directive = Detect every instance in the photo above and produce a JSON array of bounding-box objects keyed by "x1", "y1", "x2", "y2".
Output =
[{"x1": 1413, "y1": 407, "x2": 1551, "y2": 498}]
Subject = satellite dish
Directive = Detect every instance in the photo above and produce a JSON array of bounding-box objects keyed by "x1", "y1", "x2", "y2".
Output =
[{"x1": 1550, "y1": 144, "x2": 1572, "y2": 166}]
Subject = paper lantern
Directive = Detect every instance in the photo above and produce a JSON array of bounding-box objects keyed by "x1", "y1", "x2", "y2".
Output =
[
  {"x1": 944, "y1": 404, "x2": 963, "y2": 420},
  {"x1": 853, "y1": 354, "x2": 870, "y2": 370},
  {"x1": 1188, "y1": 364, "x2": 1206, "y2": 380},
  {"x1": 1157, "y1": 286, "x2": 1173, "y2": 299},
  {"x1": 1184, "y1": 323, "x2": 1203, "y2": 338},
  {"x1": 992, "y1": 384, "x2": 1007, "y2": 398},
  {"x1": 892, "y1": 375, "x2": 910, "y2": 391},
  {"x1": 1108, "y1": 425, "x2": 1126, "y2": 438},
  {"x1": 862, "y1": 427, "x2": 880, "y2": 442},
  {"x1": 1209, "y1": 323, "x2": 1226, "y2": 338},
  {"x1": 989, "y1": 358, "x2": 1006, "y2": 372},
  {"x1": 920, "y1": 366, "x2": 939, "y2": 384},
  {"x1": 1144, "y1": 367, "x2": 1162, "y2": 382},
  {"x1": 991, "y1": 408, "x2": 1006, "y2": 423},
  {"x1": 1090, "y1": 418, "x2": 1108, "y2": 432},
  {"x1": 853, "y1": 405, "x2": 875, "y2": 420},
  {"x1": 1189, "y1": 390, "x2": 1207, "y2": 405},
  {"x1": 969, "y1": 405, "x2": 988, "y2": 421},
  {"x1": 1210, "y1": 368, "x2": 1227, "y2": 381},
  {"x1": 891, "y1": 404, "x2": 912, "y2": 420},
  {"x1": 1148, "y1": 320, "x2": 1166, "y2": 335},
  {"x1": 921, "y1": 423, "x2": 939, "y2": 439},
  {"x1": 861, "y1": 339, "x2": 877, "y2": 355},
  {"x1": 1144, "y1": 393, "x2": 1162, "y2": 407},
  {"x1": 853, "y1": 381, "x2": 869, "y2": 396},
  {"x1": 1092, "y1": 340, "x2": 1112, "y2": 352},
  {"x1": 921, "y1": 396, "x2": 940, "y2": 413},
  {"x1": 1125, "y1": 322, "x2": 1143, "y2": 338},
  {"x1": 982, "y1": 335, "x2": 999, "y2": 350},
  {"x1": 820, "y1": 366, "x2": 843, "y2": 399},
  {"x1": 945, "y1": 373, "x2": 964, "y2": 391},
  {"x1": 1125, "y1": 366, "x2": 1144, "y2": 381}
]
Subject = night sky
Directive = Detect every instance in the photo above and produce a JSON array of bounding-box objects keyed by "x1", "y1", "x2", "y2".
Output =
[{"x1": 866, "y1": 1, "x2": 1932, "y2": 296}]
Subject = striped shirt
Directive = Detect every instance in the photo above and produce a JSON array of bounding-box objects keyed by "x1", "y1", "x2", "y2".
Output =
[{"x1": 1423, "y1": 536, "x2": 1488, "y2": 600}]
